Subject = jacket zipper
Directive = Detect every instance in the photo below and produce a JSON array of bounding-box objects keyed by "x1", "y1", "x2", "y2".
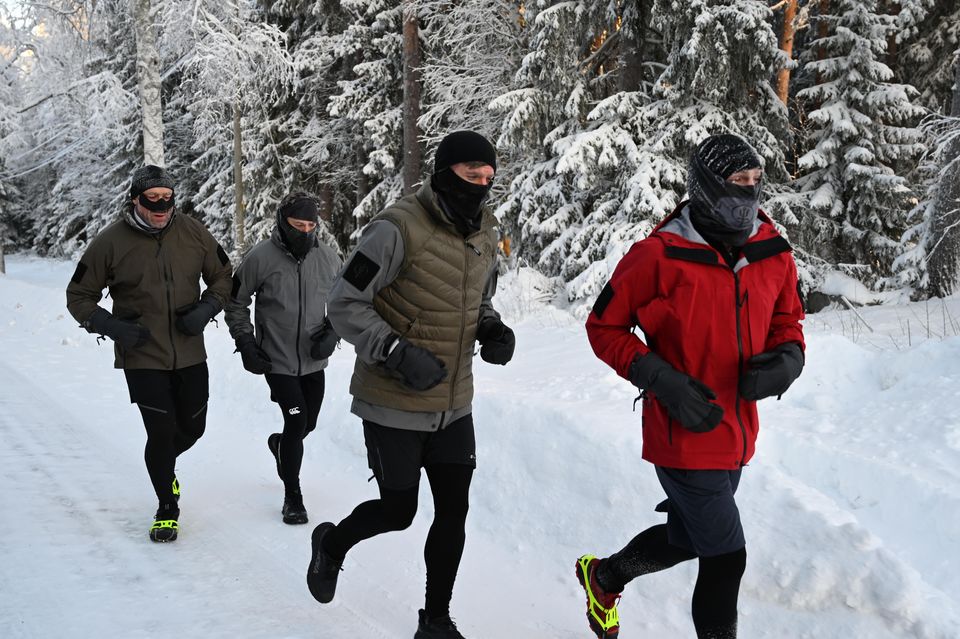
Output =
[
  {"x1": 733, "y1": 271, "x2": 747, "y2": 466},
  {"x1": 296, "y1": 259, "x2": 304, "y2": 376},
  {"x1": 449, "y1": 241, "x2": 470, "y2": 409},
  {"x1": 158, "y1": 237, "x2": 178, "y2": 370}
]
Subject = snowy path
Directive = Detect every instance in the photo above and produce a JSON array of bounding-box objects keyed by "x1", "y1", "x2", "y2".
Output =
[{"x1": 2, "y1": 255, "x2": 960, "y2": 638}]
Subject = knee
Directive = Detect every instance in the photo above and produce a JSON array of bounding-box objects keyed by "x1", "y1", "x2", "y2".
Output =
[
  {"x1": 381, "y1": 494, "x2": 418, "y2": 531},
  {"x1": 699, "y1": 546, "x2": 747, "y2": 583}
]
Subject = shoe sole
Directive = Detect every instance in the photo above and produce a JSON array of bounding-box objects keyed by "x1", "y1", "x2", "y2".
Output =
[{"x1": 307, "y1": 522, "x2": 337, "y2": 603}]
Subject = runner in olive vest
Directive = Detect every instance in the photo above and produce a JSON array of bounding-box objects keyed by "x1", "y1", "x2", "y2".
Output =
[
  {"x1": 66, "y1": 165, "x2": 232, "y2": 542},
  {"x1": 306, "y1": 131, "x2": 516, "y2": 639}
]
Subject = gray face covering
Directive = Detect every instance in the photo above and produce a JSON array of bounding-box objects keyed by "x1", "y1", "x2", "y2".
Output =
[{"x1": 688, "y1": 153, "x2": 761, "y2": 247}]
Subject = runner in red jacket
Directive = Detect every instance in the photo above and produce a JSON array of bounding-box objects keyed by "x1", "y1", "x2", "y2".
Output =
[{"x1": 577, "y1": 134, "x2": 805, "y2": 639}]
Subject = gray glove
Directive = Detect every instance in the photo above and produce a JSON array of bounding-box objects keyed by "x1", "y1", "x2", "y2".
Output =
[
  {"x1": 384, "y1": 337, "x2": 448, "y2": 391},
  {"x1": 629, "y1": 352, "x2": 723, "y2": 433},
  {"x1": 739, "y1": 342, "x2": 804, "y2": 401},
  {"x1": 84, "y1": 307, "x2": 150, "y2": 349}
]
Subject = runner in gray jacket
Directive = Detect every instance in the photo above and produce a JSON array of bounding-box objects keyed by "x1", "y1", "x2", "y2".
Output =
[{"x1": 225, "y1": 192, "x2": 342, "y2": 524}]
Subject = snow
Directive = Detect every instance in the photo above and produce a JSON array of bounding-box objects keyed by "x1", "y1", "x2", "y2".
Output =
[{"x1": 2, "y1": 254, "x2": 960, "y2": 638}]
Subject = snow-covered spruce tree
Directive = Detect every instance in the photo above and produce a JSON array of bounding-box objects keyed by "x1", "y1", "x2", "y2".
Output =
[
  {"x1": 795, "y1": 0, "x2": 925, "y2": 288},
  {"x1": 11, "y1": 0, "x2": 141, "y2": 256},
  {"x1": 895, "y1": 52, "x2": 960, "y2": 297},
  {"x1": 492, "y1": 0, "x2": 662, "y2": 307},
  {"x1": 324, "y1": 0, "x2": 406, "y2": 236},
  {"x1": 419, "y1": 0, "x2": 524, "y2": 148},
  {"x1": 895, "y1": 0, "x2": 960, "y2": 114},
  {"x1": 283, "y1": 0, "x2": 381, "y2": 251},
  {"x1": 161, "y1": 0, "x2": 295, "y2": 252}
]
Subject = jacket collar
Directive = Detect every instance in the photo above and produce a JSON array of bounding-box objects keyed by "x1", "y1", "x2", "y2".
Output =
[
  {"x1": 656, "y1": 202, "x2": 791, "y2": 271},
  {"x1": 123, "y1": 205, "x2": 176, "y2": 238}
]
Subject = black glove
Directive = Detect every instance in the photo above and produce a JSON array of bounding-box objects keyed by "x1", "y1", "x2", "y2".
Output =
[
  {"x1": 629, "y1": 352, "x2": 724, "y2": 433},
  {"x1": 310, "y1": 317, "x2": 340, "y2": 360},
  {"x1": 84, "y1": 307, "x2": 150, "y2": 349},
  {"x1": 235, "y1": 333, "x2": 272, "y2": 375},
  {"x1": 739, "y1": 342, "x2": 804, "y2": 401},
  {"x1": 384, "y1": 337, "x2": 448, "y2": 391},
  {"x1": 175, "y1": 299, "x2": 221, "y2": 336},
  {"x1": 476, "y1": 318, "x2": 515, "y2": 365}
]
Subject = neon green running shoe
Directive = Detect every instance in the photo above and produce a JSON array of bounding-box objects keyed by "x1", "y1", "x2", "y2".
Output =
[
  {"x1": 149, "y1": 504, "x2": 180, "y2": 543},
  {"x1": 576, "y1": 555, "x2": 620, "y2": 638}
]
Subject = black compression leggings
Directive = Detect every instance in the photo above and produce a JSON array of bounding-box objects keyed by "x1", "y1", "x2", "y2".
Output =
[
  {"x1": 124, "y1": 364, "x2": 209, "y2": 506},
  {"x1": 598, "y1": 524, "x2": 746, "y2": 639},
  {"x1": 265, "y1": 371, "x2": 325, "y2": 494},
  {"x1": 323, "y1": 463, "x2": 473, "y2": 617}
]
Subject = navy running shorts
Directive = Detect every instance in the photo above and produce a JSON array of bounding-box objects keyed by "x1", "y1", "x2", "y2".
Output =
[
  {"x1": 362, "y1": 414, "x2": 477, "y2": 490},
  {"x1": 654, "y1": 466, "x2": 746, "y2": 557}
]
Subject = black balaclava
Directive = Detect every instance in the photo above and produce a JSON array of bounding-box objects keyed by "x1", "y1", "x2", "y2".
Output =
[
  {"x1": 687, "y1": 134, "x2": 763, "y2": 248},
  {"x1": 128, "y1": 165, "x2": 176, "y2": 234},
  {"x1": 276, "y1": 194, "x2": 319, "y2": 260},
  {"x1": 430, "y1": 131, "x2": 497, "y2": 236}
]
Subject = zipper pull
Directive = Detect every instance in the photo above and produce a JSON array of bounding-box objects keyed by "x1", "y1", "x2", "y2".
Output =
[{"x1": 465, "y1": 242, "x2": 481, "y2": 256}]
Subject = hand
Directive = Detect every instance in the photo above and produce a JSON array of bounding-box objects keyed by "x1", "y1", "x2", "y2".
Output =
[
  {"x1": 175, "y1": 299, "x2": 221, "y2": 336},
  {"x1": 629, "y1": 352, "x2": 723, "y2": 433},
  {"x1": 235, "y1": 333, "x2": 272, "y2": 375},
  {"x1": 310, "y1": 317, "x2": 340, "y2": 360},
  {"x1": 84, "y1": 307, "x2": 150, "y2": 349},
  {"x1": 476, "y1": 318, "x2": 515, "y2": 365},
  {"x1": 739, "y1": 342, "x2": 804, "y2": 401},
  {"x1": 384, "y1": 337, "x2": 448, "y2": 391}
]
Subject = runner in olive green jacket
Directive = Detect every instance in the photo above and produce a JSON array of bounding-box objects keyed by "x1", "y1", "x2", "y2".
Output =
[{"x1": 66, "y1": 165, "x2": 232, "y2": 542}]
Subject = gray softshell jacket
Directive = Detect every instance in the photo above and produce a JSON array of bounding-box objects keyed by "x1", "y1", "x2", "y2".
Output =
[{"x1": 225, "y1": 228, "x2": 342, "y2": 376}]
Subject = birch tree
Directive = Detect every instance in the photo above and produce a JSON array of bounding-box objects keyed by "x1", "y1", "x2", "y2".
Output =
[{"x1": 131, "y1": 0, "x2": 165, "y2": 166}]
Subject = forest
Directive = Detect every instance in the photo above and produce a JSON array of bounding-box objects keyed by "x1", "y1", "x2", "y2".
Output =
[{"x1": 1, "y1": 0, "x2": 958, "y2": 311}]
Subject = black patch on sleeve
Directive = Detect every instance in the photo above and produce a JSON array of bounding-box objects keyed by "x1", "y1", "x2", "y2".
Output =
[
  {"x1": 342, "y1": 251, "x2": 380, "y2": 291},
  {"x1": 216, "y1": 244, "x2": 229, "y2": 266},
  {"x1": 592, "y1": 282, "x2": 615, "y2": 318},
  {"x1": 71, "y1": 262, "x2": 88, "y2": 284},
  {"x1": 231, "y1": 274, "x2": 242, "y2": 300}
]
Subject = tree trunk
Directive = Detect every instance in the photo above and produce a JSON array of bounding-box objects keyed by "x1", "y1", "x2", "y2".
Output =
[
  {"x1": 131, "y1": 0, "x2": 165, "y2": 166},
  {"x1": 776, "y1": 0, "x2": 798, "y2": 105},
  {"x1": 401, "y1": 0, "x2": 422, "y2": 195},
  {"x1": 233, "y1": 103, "x2": 246, "y2": 253},
  {"x1": 618, "y1": 1, "x2": 649, "y2": 93},
  {"x1": 927, "y1": 55, "x2": 960, "y2": 297},
  {"x1": 0, "y1": 238, "x2": 5, "y2": 275}
]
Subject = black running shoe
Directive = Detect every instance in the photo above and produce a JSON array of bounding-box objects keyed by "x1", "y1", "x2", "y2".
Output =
[
  {"x1": 282, "y1": 491, "x2": 308, "y2": 525},
  {"x1": 306, "y1": 522, "x2": 342, "y2": 603},
  {"x1": 267, "y1": 433, "x2": 282, "y2": 479},
  {"x1": 149, "y1": 503, "x2": 180, "y2": 543},
  {"x1": 414, "y1": 609, "x2": 466, "y2": 638}
]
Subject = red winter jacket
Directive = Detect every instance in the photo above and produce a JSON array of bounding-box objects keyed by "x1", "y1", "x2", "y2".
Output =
[{"x1": 586, "y1": 205, "x2": 805, "y2": 470}]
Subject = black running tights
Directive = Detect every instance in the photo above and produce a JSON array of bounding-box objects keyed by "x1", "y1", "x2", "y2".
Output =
[
  {"x1": 597, "y1": 524, "x2": 746, "y2": 638},
  {"x1": 265, "y1": 371, "x2": 325, "y2": 494},
  {"x1": 323, "y1": 463, "x2": 473, "y2": 618},
  {"x1": 124, "y1": 363, "x2": 209, "y2": 506}
]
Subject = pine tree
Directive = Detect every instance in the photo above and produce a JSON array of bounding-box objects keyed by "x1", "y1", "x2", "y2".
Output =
[
  {"x1": 895, "y1": 0, "x2": 960, "y2": 114},
  {"x1": 796, "y1": 0, "x2": 926, "y2": 287}
]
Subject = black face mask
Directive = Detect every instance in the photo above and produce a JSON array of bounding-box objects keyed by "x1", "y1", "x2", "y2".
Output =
[
  {"x1": 277, "y1": 214, "x2": 316, "y2": 260},
  {"x1": 431, "y1": 169, "x2": 492, "y2": 235},
  {"x1": 138, "y1": 194, "x2": 175, "y2": 212},
  {"x1": 688, "y1": 154, "x2": 760, "y2": 248}
]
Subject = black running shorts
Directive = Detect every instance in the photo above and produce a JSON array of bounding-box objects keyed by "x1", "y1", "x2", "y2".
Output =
[{"x1": 362, "y1": 414, "x2": 476, "y2": 490}]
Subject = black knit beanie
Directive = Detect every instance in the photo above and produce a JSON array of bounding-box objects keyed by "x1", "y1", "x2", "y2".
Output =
[
  {"x1": 692, "y1": 135, "x2": 761, "y2": 181},
  {"x1": 278, "y1": 193, "x2": 319, "y2": 223},
  {"x1": 129, "y1": 165, "x2": 175, "y2": 199},
  {"x1": 434, "y1": 131, "x2": 497, "y2": 173}
]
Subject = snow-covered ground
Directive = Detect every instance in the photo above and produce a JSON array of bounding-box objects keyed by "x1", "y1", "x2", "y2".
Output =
[{"x1": 1, "y1": 254, "x2": 959, "y2": 639}]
